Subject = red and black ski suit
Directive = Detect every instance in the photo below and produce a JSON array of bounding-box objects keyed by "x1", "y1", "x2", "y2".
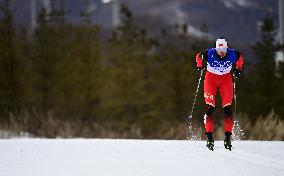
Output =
[{"x1": 195, "y1": 48, "x2": 244, "y2": 134}]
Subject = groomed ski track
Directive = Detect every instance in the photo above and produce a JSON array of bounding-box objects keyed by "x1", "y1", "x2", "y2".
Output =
[{"x1": 1, "y1": 139, "x2": 284, "y2": 176}]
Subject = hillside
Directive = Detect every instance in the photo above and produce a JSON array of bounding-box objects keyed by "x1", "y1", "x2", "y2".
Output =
[{"x1": 9, "y1": 0, "x2": 278, "y2": 43}]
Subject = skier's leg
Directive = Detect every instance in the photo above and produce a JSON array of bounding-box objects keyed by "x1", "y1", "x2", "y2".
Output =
[
  {"x1": 203, "y1": 73, "x2": 217, "y2": 151},
  {"x1": 204, "y1": 72, "x2": 217, "y2": 110},
  {"x1": 204, "y1": 104, "x2": 215, "y2": 133},
  {"x1": 219, "y1": 74, "x2": 233, "y2": 133},
  {"x1": 203, "y1": 73, "x2": 217, "y2": 133},
  {"x1": 223, "y1": 105, "x2": 233, "y2": 133},
  {"x1": 205, "y1": 105, "x2": 215, "y2": 151},
  {"x1": 219, "y1": 74, "x2": 233, "y2": 108},
  {"x1": 223, "y1": 106, "x2": 233, "y2": 150},
  {"x1": 219, "y1": 75, "x2": 233, "y2": 150},
  {"x1": 206, "y1": 131, "x2": 214, "y2": 151}
]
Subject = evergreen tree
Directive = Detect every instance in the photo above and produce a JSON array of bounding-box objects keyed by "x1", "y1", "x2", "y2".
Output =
[
  {"x1": 250, "y1": 14, "x2": 279, "y2": 118},
  {"x1": 71, "y1": 25, "x2": 102, "y2": 122},
  {"x1": 31, "y1": 6, "x2": 71, "y2": 113},
  {"x1": 276, "y1": 55, "x2": 284, "y2": 118},
  {"x1": 0, "y1": 0, "x2": 20, "y2": 116},
  {"x1": 100, "y1": 4, "x2": 164, "y2": 135}
]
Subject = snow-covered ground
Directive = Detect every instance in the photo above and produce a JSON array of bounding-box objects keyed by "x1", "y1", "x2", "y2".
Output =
[{"x1": 1, "y1": 139, "x2": 284, "y2": 176}]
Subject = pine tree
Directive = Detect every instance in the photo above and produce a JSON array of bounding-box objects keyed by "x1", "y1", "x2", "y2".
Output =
[
  {"x1": 71, "y1": 24, "x2": 102, "y2": 122},
  {"x1": 250, "y1": 14, "x2": 279, "y2": 118},
  {"x1": 31, "y1": 6, "x2": 71, "y2": 114},
  {"x1": 276, "y1": 54, "x2": 284, "y2": 118},
  {"x1": 0, "y1": 0, "x2": 20, "y2": 116}
]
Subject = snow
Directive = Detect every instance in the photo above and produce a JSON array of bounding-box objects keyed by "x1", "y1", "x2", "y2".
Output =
[{"x1": 1, "y1": 139, "x2": 284, "y2": 176}]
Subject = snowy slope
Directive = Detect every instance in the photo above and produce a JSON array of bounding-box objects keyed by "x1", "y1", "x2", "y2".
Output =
[{"x1": 1, "y1": 139, "x2": 284, "y2": 176}]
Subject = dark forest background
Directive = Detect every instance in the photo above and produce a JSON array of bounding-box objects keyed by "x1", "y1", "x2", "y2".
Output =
[{"x1": 0, "y1": 0, "x2": 284, "y2": 140}]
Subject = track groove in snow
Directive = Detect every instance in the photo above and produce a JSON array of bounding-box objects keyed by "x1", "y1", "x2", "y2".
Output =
[{"x1": 0, "y1": 139, "x2": 284, "y2": 176}]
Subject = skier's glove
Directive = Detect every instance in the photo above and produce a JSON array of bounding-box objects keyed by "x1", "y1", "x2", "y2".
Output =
[
  {"x1": 197, "y1": 66, "x2": 205, "y2": 71},
  {"x1": 233, "y1": 69, "x2": 241, "y2": 78}
]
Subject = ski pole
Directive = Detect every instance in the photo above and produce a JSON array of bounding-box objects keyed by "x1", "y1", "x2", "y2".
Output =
[
  {"x1": 232, "y1": 75, "x2": 245, "y2": 140},
  {"x1": 233, "y1": 75, "x2": 237, "y2": 118},
  {"x1": 188, "y1": 68, "x2": 204, "y2": 120}
]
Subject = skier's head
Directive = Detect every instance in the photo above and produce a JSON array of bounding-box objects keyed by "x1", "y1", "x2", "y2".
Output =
[{"x1": 215, "y1": 38, "x2": 228, "y2": 57}]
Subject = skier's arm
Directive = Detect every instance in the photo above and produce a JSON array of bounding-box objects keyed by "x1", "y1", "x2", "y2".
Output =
[
  {"x1": 195, "y1": 50, "x2": 208, "y2": 70},
  {"x1": 235, "y1": 50, "x2": 244, "y2": 70},
  {"x1": 234, "y1": 50, "x2": 244, "y2": 78}
]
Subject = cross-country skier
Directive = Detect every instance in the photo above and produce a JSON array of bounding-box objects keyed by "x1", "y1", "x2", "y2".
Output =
[{"x1": 195, "y1": 38, "x2": 244, "y2": 151}]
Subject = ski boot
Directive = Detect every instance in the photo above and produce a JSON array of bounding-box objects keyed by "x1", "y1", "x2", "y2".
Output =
[
  {"x1": 224, "y1": 132, "x2": 232, "y2": 151},
  {"x1": 206, "y1": 132, "x2": 214, "y2": 151}
]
